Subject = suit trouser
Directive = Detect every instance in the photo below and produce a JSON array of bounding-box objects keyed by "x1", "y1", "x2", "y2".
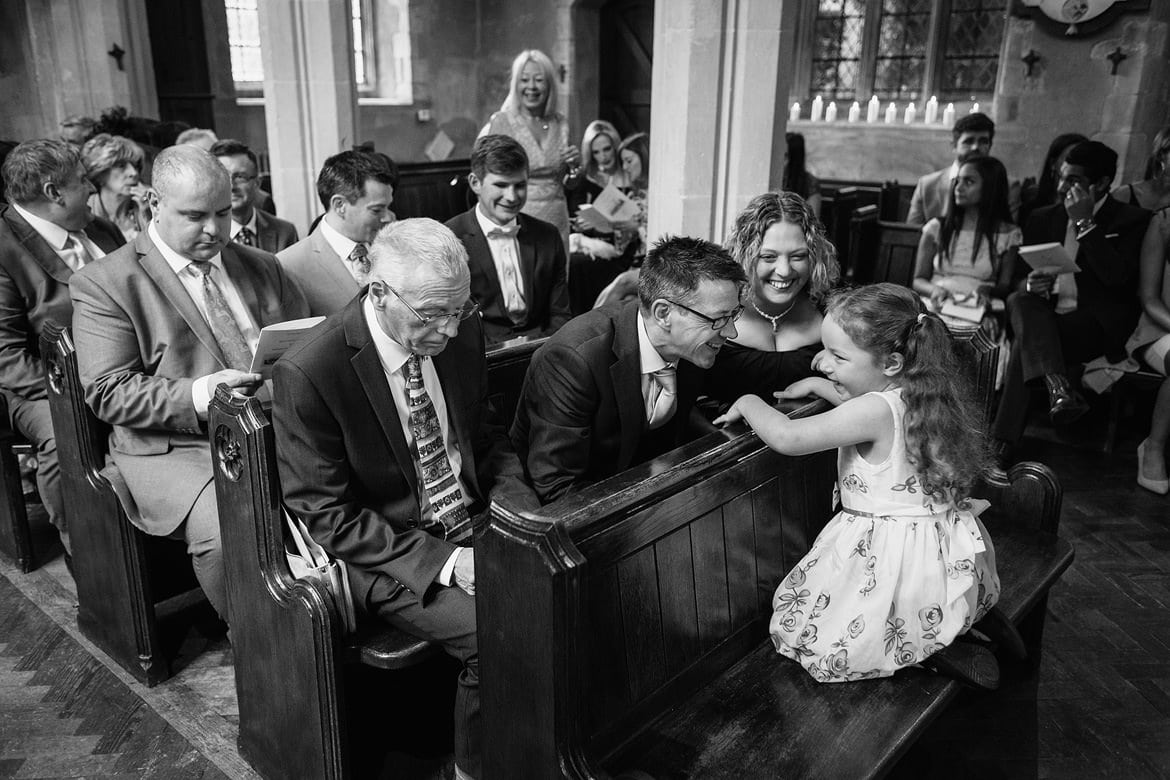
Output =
[
  {"x1": 363, "y1": 570, "x2": 480, "y2": 778},
  {"x1": 8, "y1": 396, "x2": 67, "y2": 554},
  {"x1": 992, "y1": 291, "x2": 1108, "y2": 444},
  {"x1": 168, "y1": 481, "x2": 227, "y2": 620}
]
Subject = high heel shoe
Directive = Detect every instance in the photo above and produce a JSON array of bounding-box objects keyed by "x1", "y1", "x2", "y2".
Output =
[{"x1": 1137, "y1": 439, "x2": 1169, "y2": 495}]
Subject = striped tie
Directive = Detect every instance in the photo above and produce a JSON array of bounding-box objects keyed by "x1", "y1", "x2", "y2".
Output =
[{"x1": 404, "y1": 355, "x2": 472, "y2": 542}]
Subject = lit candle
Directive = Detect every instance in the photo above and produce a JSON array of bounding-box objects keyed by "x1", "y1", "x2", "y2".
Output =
[
  {"x1": 825, "y1": 101, "x2": 838, "y2": 122},
  {"x1": 942, "y1": 102, "x2": 955, "y2": 127},
  {"x1": 867, "y1": 95, "x2": 880, "y2": 123},
  {"x1": 885, "y1": 102, "x2": 897, "y2": 124},
  {"x1": 925, "y1": 96, "x2": 938, "y2": 124},
  {"x1": 904, "y1": 102, "x2": 916, "y2": 124},
  {"x1": 810, "y1": 95, "x2": 824, "y2": 122},
  {"x1": 970, "y1": 101, "x2": 980, "y2": 114},
  {"x1": 790, "y1": 102, "x2": 801, "y2": 122},
  {"x1": 848, "y1": 101, "x2": 861, "y2": 122}
]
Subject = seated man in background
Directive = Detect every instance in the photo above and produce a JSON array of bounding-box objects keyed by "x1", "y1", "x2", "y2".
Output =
[
  {"x1": 907, "y1": 112, "x2": 995, "y2": 225},
  {"x1": 512, "y1": 235, "x2": 746, "y2": 504},
  {"x1": 446, "y1": 134, "x2": 571, "y2": 345},
  {"x1": 273, "y1": 218, "x2": 537, "y2": 780},
  {"x1": 992, "y1": 140, "x2": 1151, "y2": 457},
  {"x1": 278, "y1": 150, "x2": 396, "y2": 316},
  {"x1": 0, "y1": 139, "x2": 125, "y2": 558},
  {"x1": 70, "y1": 145, "x2": 308, "y2": 620},
  {"x1": 210, "y1": 139, "x2": 298, "y2": 254}
]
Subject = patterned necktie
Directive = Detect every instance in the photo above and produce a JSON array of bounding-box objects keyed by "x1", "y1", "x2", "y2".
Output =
[
  {"x1": 646, "y1": 366, "x2": 678, "y2": 429},
  {"x1": 191, "y1": 262, "x2": 254, "y2": 371},
  {"x1": 404, "y1": 354, "x2": 472, "y2": 542},
  {"x1": 61, "y1": 233, "x2": 93, "y2": 271},
  {"x1": 1055, "y1": 220, "x2": 1079, "y2": 314},
  {"x1": 348, "y1": 244, "x2": 370, "y2": 283},
  {"x1": 235, "y1": 227, "x2": 256, "y2": 247}
]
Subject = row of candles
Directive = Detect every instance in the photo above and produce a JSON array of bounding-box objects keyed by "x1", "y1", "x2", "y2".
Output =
[{"x1": 790, "y1": 95, "x2": 979, "y2": 126}]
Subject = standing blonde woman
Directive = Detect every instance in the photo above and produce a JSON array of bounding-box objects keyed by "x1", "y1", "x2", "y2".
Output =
[{"x1": 482, "y1": 49, "x2": 581, "y2": 254}]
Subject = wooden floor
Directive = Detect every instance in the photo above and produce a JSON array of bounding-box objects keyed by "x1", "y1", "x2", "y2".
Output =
[{"x1": 1, "y1": 399, "x2": 1168, "y2": 779}]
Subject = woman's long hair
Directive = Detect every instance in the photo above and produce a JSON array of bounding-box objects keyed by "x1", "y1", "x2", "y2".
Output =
[
  {"x1": 581, "y1": 119, "x2": 623, "y2": 183},
  {"x1": 783, "y1": 132, "x2": 812, "y2": 199},
  {"x1": 826, "y1": 284, "x2": 990, "y2": 503},
  {"x1": 1142, "y1": 126, "x2": 1170, "y2": 182},
  {"x1": 501, "y1": 50, "x2": 559, "y2": 119},
  {"x1": 618, "y1": 132, "x2": 650, "y2": 190},
  {"x1": 939, "y1": 153, "x2": 1013, "y2": 272}
]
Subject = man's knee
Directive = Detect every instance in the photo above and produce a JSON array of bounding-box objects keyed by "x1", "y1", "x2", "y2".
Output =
[{"x1": 183, "y1": 482, "x2": 222, "y2": 558}]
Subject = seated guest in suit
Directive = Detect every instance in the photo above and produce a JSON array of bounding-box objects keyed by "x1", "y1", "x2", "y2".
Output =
[
  {"x1": 446, "y1": 134, "x2": 571, "y2": 345},
  {"x1": 278, "y1": 150, "x2": 396, "y2": 316},
  {"x1": 0, "y1": 139, "x2": 126, "y2": 556},
  {"x1": 907, "y1": 112, "x2": 995, "y2": 226},
  {"x1": 70, "y1": 145, "x2": 308, "y2": 620},
  {"x1": 210, "y1": 139, "x2": 298, "y2": 254},
  {"x1": 704, "y1": 191, "x2": 839, "y2": 406},
  {"x1": 512, "y1": 235, "x2": 747, "y2": 503},
  {"x1": 272, "y1": 218, "x2": 538, "y2": 780},
  {"x1": 992, "y1": 141, "x2": 1152, "y2": 456}
]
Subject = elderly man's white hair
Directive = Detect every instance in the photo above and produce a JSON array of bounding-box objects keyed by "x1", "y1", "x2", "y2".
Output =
[
  {"x1": 368, "y1": 218, "x2": 470, "y2": 288},
  {"x1": 175, "y1": 127, "x2": 219, "y2": 150},
  {"x1": 152, "y1": 144, "x2": 230, "y2": 200}
]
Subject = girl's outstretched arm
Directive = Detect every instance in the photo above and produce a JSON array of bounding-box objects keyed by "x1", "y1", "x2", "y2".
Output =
[
  {"x1": 774, "y1": 377, "x2": 843, "y2": 406},
  {"x1": 713, "y1": 392, "x2": 894, "y2": 458}
]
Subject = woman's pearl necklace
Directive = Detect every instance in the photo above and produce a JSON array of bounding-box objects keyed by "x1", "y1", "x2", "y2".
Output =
[{"x1": 752, "y1": 299, "x2": 797, "y2": 332}]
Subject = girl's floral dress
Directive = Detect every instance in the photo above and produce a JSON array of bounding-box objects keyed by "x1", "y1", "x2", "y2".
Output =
[{"x1": 769, "y1": 389, "x2": 1000, "y2": 682}]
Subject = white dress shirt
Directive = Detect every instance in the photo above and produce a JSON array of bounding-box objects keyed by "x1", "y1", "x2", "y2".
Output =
[
  {"x1": 229, "y1": 208, "x2": 258, "y2": 241},
  {"x1": 148, "y1": 223, "x2": 260, "y2": 417},
  {"x1": 1054, "y1": 196, "x2": 1105, "y2": 314},
  {"x1": 637, "y1": 311, "x2": 675, "y2": 422},
  {"x1": 11, "y1": 202, "x2": 106, "y2": 269},
  {"x1": 362, "y1": 295, "x2": 467, "y2": 585},
  {"x1": 319, "y1": 219, "x2": 366, "y2": 283},
  {"x1": 474, "y1": 204, "x2": 527, "y2": 319}
]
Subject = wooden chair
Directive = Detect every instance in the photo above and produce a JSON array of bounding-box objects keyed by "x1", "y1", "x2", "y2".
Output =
[
  {"x1": 852, "y1": 219, "x2": 921, "y2": 288},
  {"x1": 40, "y1": 322, "x2": 205, "y2": 686},
  {"x1": 0, "y1": 394, "x2": 35, "y2": 572},
  {"x1": 820, "y1": 186, "x2": 858, "y2": 276}
]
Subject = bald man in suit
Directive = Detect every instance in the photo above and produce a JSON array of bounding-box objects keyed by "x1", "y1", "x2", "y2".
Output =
[{"x1": 71, "y1": 145, "x2": 308, "y2": 618}]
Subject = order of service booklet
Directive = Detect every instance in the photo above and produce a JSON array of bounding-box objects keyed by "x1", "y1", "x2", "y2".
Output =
[
  {"x1": 249, "y1": 316, "x2": 325, "y2": 378},
  {"x1": 1018, "y1": 242, "x2": 1081, "y2": 276}
]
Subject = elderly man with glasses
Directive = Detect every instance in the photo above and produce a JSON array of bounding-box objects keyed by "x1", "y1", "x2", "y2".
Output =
[
  {"x1": 271, "y1": 217, "x2": 537, "y2": 780},
  {"x1": 511, "y1": 235, "x2": 747, "y2": 504}
]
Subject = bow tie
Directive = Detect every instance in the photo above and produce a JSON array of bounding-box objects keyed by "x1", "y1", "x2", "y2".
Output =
[{"x1": 486, "y1": 224, "x2": 519, "y2": 240}]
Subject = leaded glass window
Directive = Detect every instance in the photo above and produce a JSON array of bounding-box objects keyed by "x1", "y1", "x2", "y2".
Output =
[
  {"x1": 940, "y1": 0, "x2": 1007, "y2": 99},
  {"x1": 872, "y1": 0, "x2": 931, "y2": 102},
  {"x1": 811, "y1": 0, "x2": 867, "y2": 101}
]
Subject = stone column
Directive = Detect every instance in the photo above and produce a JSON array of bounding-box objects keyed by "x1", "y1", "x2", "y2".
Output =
[
  {"x1": 258, "y1": 0, "x2": 358, "y2": 233},
  {"x1": 647, "y1": 0, "x2": 798, "y2": 244}
]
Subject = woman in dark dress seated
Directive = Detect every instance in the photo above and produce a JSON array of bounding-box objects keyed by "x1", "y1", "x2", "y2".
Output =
[{"x1": 704, "y1": 191, "x2": 840, "y2": 404}]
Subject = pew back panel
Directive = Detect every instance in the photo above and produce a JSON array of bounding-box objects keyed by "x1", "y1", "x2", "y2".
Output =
[
  {"x1": 485, "y1": 336, "x2": 545, "y2": 427},
  {"x1": 0, "y1": 394, "x2": 34, "y2": 571},
  {"x1": 393, "y1": 159, "x2": 473, "y2": 223}
]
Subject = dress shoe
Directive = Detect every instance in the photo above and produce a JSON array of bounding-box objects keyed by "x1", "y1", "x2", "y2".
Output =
[
  {"x1": 1137, "y1": 438, "x2": 1169, "y2": 495},
  {"x1": 922, "y1": 641, "x2": 1000, "y2": 690},
  {"x1": 1043, "y1": 373, "x2": 1089, "y2": 426},
  {"x1": 973, "y1": 605, "x2": 1028, "y2": 661}
]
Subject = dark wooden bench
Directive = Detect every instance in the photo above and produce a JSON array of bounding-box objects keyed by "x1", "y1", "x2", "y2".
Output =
[
  {"x1": 393, "y1": 158, "x2": 473, "y2": 224},
  {"x1": 40, "y1": 322, "x2": 207, "y2": 686},
  {"x1": 478, "y1": 403, "x2": 1075, "y2": 778},
  {"x1": 0, "y1": 394, "x2": 36, "y2": 571},
  {"x1": 208, "y1": 335, "x2": 543, "y2": 779},
  {"x1": 851, "y1": 216, "x2": 921, "y2": 288},
  {"x1": 820, "y1": 186, "x2": 858, "y2": 276}
]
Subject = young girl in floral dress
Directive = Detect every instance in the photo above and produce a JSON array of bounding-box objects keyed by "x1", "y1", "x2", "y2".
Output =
[{"x1": 715, "y1": 283, "x2": 1003, "y2": 687}]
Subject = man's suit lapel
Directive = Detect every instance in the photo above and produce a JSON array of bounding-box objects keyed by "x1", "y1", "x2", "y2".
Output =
[
  {"x1": 254, "y1": 209, "x2": 275, "y2": 253},
  {"x1": 432, "y1": 334, "x2": 481, "y2": 501},
  {"x1": 611, "y1": 302, "x2": 646, "y2": 467},
  {"x1": 83, "y1": 219, "x2": 124, "y2": 256},
  {"x1": 459, "y1": 211, "x2": 505, "y2": 314},
  {"x1": 343, "y1": 300, "x2": 420, "y2": 498},
  {"x1": 136, "y1": 232, "x2": 228, "y2": 368},
  {"x1": 312, "y1": 228, "x2": 360, "y2": 299},
  {"x1": 4, "y1": 209, "x2": 73, "y2": 285},
  {"x1": 221, "y1": 244, "x2": 264, "y2": 325},
  {"x1": 516, "y1": 215, "x2": 537, "y2": 312}
]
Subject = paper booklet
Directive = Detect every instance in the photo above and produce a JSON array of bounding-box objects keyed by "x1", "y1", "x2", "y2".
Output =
[
  {"x1": 250, "y1": 316, "x2": 326, "y2": 378},
  {"x1": 591, "y1": 183, "x2": 641, "y2": 224},
  {"x1": 1018, "y1": 242, "x2": 1080, "y2": 276},
  {"x1": 939, "y1": 298, "x2": 985, "y2": 324}
]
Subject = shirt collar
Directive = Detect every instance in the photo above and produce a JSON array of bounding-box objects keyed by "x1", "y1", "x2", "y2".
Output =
[
  {"x1": 636, "y1": 310, "x2": 671, "y2": 375},
  {"x1": 363, "y1": 293, "x2": 413, "y2": 375},
  {"x1": 474, "y1": 204, "x2": 518, "y2": 237},
  {"x1": 11, "y1": 202, "x2": 71, "y2": 250},
  {"x1": 319, "y1": 217, "x2": 360, "y2": 262},
  {"x1": 231, "y1": 208, "x2": 258, "y2": 238},
  {"x1": 148, "y1": 222, "x2": 223, "y2": 275},
  {"x1": 947, "y1": 160, "x2": 961, "y2": 180}
]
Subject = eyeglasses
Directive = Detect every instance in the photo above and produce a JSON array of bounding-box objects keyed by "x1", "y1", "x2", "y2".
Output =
[
  {"x1": 667, "y1": 299, "x2": 744, "y2": 330},
  {"x1": 379, "y1": 280, "x2": 479, "y2": 326},
  {"x1": 229, "y1": 173, "x2": 257, "y2": 185}
]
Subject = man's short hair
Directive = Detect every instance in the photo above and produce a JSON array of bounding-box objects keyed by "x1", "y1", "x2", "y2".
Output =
[
  {"x1": 638, "y1": 235, "x2": 747, "y2": 309},
  {"x1": 176, "y1": 127, "x2": 218, "y2": 147},
  {"x1": 952, "y1": 112, "x2": 995, "y2": 143},
  {"x1": 316, "y1": 150, "x2": 398, "y2": 209},
  {"x1": 152, "y1": 145, "x2": 230, "y2": 200},
  {"x1": 2, "y1": 139, "x2": 84, "y2": 205},
  {"x1": 470, "y1": 135, "x2": 529, "y2": 180},
  {"x1": 209, "y1": 139, "x2": 259, "y2": 172},
  {"x1": 367, "y1": 217, "x2": 470, "y2": 289},
  {"x1": 1064, "y1": 140, "x2": 1118, "y2": 186}
]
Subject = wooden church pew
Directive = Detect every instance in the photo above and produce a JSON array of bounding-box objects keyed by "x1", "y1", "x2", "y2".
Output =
[{"x1": 0, "y1": 394, "x2": 36, "y2": 572}]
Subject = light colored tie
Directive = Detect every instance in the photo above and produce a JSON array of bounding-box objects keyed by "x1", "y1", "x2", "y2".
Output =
[
  {"x1": 190, "y1": 262, "x2": 254, "y2": 371},
  {"x1": 235, "y1": 227, "x2": 256, "y2": 247},
  {"x1": 486, "y1": 225, "x2": 519, "y2": 240},
  {"x1": 404, "y1": 355, "x2": 472, "y2": 542},
  {"x1": 62, "y1": 233, "x2": 93, "y2": 271},
  {"x1": 646, "y1": 366, "x2": 678, "y2": 429},
  {"x1": 1055, "y1": 220, "x2": 1079, "y2": 314},
  {"x1": 348, "y1": 244, "x2": 370, "y2": 284}
]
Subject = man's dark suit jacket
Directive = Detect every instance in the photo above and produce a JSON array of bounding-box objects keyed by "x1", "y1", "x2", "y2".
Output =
[
  {"x1": 510, "y1": 300, "x2": 702, "y2": 504},
  {"x1": 272, "y1": 296, "x2": 538, "y2": 601},
  {"x1": 445, "y1": 208, "x2": 571, "y2": 344},
  {"x1": 1021, "y1": 196, "x2": 1151, "y2": 361},
  {"x1": 254, "y1": 208, "x2": 299, "y2": 254},
  {"x1": 0, "y1": 205, "x2": 124, "y2": 404}
]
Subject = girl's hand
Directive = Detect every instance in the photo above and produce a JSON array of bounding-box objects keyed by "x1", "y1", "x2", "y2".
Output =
[
  {"x1": 929, "y1": 286, "x2": 952, "y2": 309},
  {"x1": 775, "y1": 377, "x2": 839, "y2": 404},
  {"x1": 713, "y1": 395, "x2": 763, "y2": 427}
]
